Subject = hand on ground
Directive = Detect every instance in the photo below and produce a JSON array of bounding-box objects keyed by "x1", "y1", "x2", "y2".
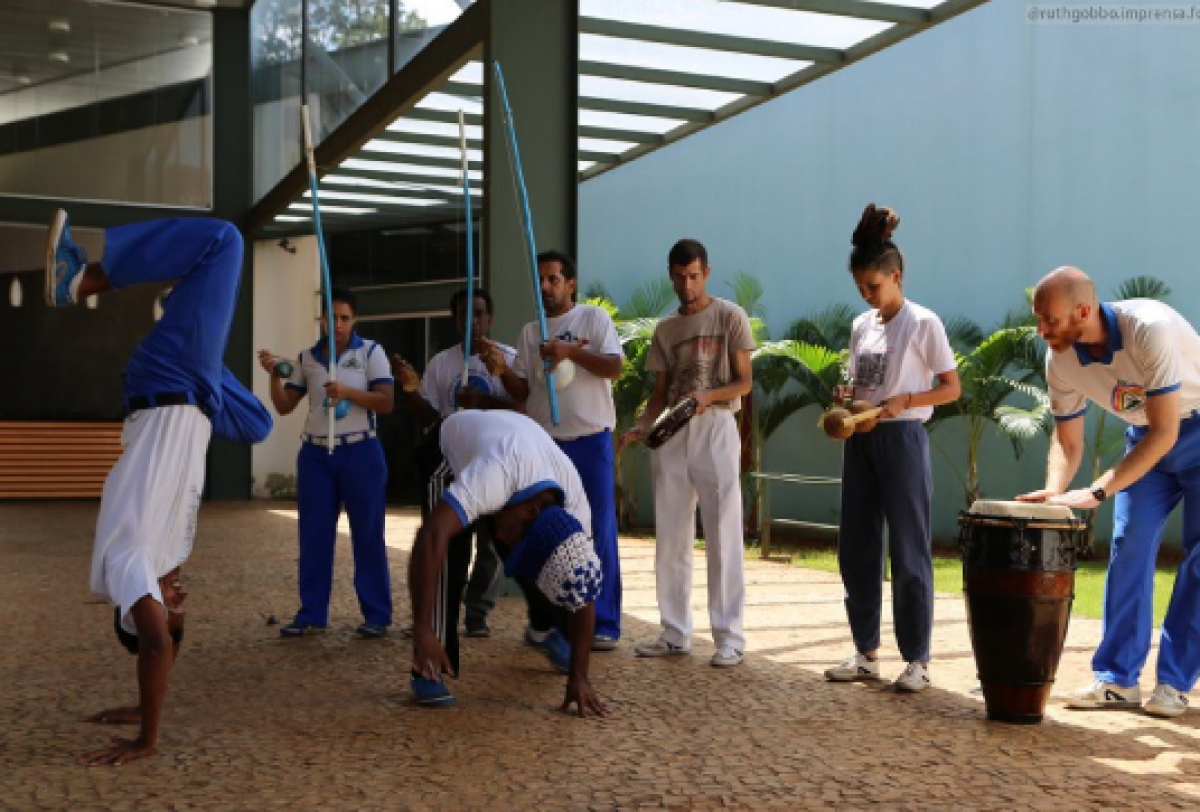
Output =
[{"x1": 561, "y1": 676, "x2": 609, "y2": 719}]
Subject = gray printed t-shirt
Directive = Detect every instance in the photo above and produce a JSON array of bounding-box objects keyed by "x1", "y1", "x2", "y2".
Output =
[{"x1": 646, "y1": 297, "x2": 756, "y2": 412}]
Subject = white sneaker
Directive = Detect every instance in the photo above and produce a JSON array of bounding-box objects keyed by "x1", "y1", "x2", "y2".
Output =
[
  {"x1": 710, "y1": 646, "x2": 743, "y2": 668},
  {"x1": 1145, "y1": 683, "x2": 1189, "y2": 718},
  {"x1": 824, "y1": 652, "x2": 881, "y2": 682},
  {"x1": 592, "y1": 634, "x2": 619, "y2": 652},
  {"x1": 634, "y1": 638, "x2": 690, "y2": 657},
  {"x1": 1065, "y1": 679, "x2": 1142, "y2": 710},
  {"x1": 894, "y1": 662, "x2": 931, "y2": 693}
]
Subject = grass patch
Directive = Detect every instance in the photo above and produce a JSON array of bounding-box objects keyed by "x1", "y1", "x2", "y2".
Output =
[{"x1": 787, "y1": 546, "x2": 1177, "y2": 625}]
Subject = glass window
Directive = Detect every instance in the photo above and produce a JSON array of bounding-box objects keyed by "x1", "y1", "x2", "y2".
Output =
[
  {"x1": 306, "y1": 0, "x2": 391, "y2": 141},
  {"x1": 0, "y1": 0, "x2": 213, "y2": 208},
  {"x1": 254, "y1": 2, "x2": 476, "y2": 205},
  {"x1": 252, "y1": 0, "x2": 304, "y2": 202},
  {"x1": 393, "y1": 1, "x2": 470, "y2": 77},
  {"x1": 327, "y1": 223, "x2": 479, "y2": 287}
]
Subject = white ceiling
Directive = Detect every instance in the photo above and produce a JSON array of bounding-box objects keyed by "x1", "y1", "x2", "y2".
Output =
[{"x1": 0, "y1": 1, "x2": 213, "y2": 124}]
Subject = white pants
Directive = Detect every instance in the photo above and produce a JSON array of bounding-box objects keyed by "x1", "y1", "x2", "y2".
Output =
[
  {"x1": 649, "y1": 408, "x2": 745, "y2": 651},
  {"x1": 91, "y1": 406, "x2": 210, "y2": 633}
]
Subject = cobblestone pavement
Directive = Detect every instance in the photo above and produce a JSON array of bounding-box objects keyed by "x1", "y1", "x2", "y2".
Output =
[{"x1": 2, "y1": 501, "x2": 1199, "y2": 811}]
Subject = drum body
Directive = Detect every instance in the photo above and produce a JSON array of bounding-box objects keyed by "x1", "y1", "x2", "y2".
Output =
[{"x1": 958, "y1": 500, "x2": 1080, "y2": 724}]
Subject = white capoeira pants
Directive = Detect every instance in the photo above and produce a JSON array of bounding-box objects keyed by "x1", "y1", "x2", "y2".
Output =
[
  {"x1": 649, "y1": 408, "x2": 746, "y2": 652},
  {"x1": 91, "y1": 405, "x2": 210, "y2": 633}
]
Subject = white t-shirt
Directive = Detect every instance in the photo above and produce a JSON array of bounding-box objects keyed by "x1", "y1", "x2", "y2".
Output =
[
  {"x1": 285, "y1": 334, "x2": 393, "y2": 437},
  {"x1": 1047, "y1": 299, "x2": 1200, "y2": 427},
  {"x1": 420, "y1": 341, "x2": 517, "y2": 418},
  {"x1": 848, "y1": 300, "x2": 957, "y2": 422},
  {"x1": 91, "y1": 406, "x2": 210, "y2": 634},
  {"x1": 440, "y1": 410, "x2": 591, "y2": 531},
  {"x1": 514, "y1": 304, "x2": 622, "y2": 439}
]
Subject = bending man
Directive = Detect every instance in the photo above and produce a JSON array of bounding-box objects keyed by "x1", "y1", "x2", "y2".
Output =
[
  {"x1": 1019, "y1": 266, "x2": 1200, "y2": 718},
  {"x1": 408, "y1": 410, "x2": 608, "y2": 716}
]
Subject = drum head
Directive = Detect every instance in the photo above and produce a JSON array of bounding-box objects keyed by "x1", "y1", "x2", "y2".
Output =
[
  {"x1": 959, "y1": 500, "x2": 1079, "y2": 573},
  {"x1": 968, "y1": 499, "x2": 1076, "y2": 522}
]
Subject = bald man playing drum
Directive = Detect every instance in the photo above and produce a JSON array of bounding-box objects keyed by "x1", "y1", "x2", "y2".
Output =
[{"x1": 1018, "y1": 266, "x2": 1200, "y2": 718}]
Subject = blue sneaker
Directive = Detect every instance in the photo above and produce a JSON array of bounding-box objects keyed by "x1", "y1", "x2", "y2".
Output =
[
  {"x1": 44, "y1": 209, "x2": 88, "y2": 307},
  {"x1": 524, "y1": 626, "x2": 551, "y2": 649},
  {"x1": 355, "y1": 622, "x2": 388, "y2": 639},
  {"x1": 279, "y1": 620, "x2": 327, "y2": 638},
  {"x1": 542, "y1": 628, "x2": 571, "y2": 675},
  {"x1": 411, "y1": 674, "x2": 455, "y2": 707}
]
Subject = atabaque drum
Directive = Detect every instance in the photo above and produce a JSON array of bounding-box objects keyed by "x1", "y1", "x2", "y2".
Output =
[{"x1": 958, "y1": 500, "x2": 1081, "y2": 724}]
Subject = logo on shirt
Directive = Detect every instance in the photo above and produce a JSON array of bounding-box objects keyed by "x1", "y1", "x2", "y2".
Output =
[
  {"x1": 341, "y1": 358, "x2": 363, "y2": 370},
  {"x1": 1111, "y1": 382, "x2": 1146, "y2": 413},
  {"x1": 853, "y1": 352, "x2": 889, "y2": 390},
  {"x1": 551, "y1": 331, "x2": 587, "y2": 348}
]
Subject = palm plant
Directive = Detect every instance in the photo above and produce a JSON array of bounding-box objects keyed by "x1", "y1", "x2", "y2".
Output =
[
  {"x1": 927, "y1": 321, "x2": 1051, "y2": 507},
  {"x1": 1115, "y1": 275, "x2": 1172, "y2": 301},
  {"x1": 725, "y1": 273, "x2": 774, "y2": 533},
  {"x1": 747, "y1": 305, "x2": 853, "y2": 536},
  {"x1": 785, "y1": 303, "x2": 857, "y2": 351},
  {"x1": 752, "y1": 341, "x2": 847, "y2": 413},
  {"x1": 586, "y1": 278, "x2": 674, "y2": 530}
]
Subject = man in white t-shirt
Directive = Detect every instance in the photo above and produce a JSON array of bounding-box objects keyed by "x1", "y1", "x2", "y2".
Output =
[
  {"x1": 408, "y1": 410, "x2": 608, "y2": 717},
  {"x1": 488, "y1": 250, "x2": 625, "y2": 651},
  {"x1": 1018, "y1": 266, "x2": 1200, "y2": 718},
  {"x1": 391, "y1": 288, "x2": 516, "y2": 681}
]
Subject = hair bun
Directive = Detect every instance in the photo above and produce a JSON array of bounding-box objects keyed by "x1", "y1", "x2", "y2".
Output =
[{"x1": 851, "y1": 203, "x2": 901, "y2": 249}]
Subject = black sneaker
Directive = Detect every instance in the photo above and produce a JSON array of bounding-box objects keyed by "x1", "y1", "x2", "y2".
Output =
[
  {"x1": 355, "y1": 622, "x2": 388, "y2": 639},
  {"x1": 465, "y1": 617, "x2": 491, "y2": 638},
  {"x1": 280, "y1": 620, "x2": 327, "y2": 638}
]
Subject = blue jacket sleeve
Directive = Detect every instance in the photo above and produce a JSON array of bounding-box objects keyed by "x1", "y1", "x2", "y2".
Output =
[{"x1": 210, "y1": 365, "x2": 273, "y2": 444}]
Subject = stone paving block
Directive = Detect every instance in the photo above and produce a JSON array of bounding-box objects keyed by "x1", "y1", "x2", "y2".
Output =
[{"x1": 2, "y1": 502, "x2": 1200, "y2": 809}]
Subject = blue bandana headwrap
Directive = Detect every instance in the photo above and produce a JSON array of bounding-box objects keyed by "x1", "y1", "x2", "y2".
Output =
[{"x1": 504, "y1": 506, "x2": 603, "y2": 611}]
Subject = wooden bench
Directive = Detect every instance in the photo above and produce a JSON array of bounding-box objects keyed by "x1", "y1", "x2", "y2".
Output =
[
  {"x1": 0, "y1": 421, "x2": 123, "y2": 499},
  {"x1": 750, "y1": 471, "x2": 842, "y2": 558}
]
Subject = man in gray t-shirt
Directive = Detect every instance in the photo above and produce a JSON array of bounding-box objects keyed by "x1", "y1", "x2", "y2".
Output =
[{"x1": 620, "y1": 238, "x2": 755, "y2": 668}]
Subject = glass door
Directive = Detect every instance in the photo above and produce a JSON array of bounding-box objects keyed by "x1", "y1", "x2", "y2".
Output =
[{"x1": 355, "y1": 312, "x2": 457, "y2": 505}]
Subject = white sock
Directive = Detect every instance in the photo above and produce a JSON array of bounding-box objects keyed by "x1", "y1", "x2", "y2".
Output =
[
  {"x1": 526, "y1": 627, "x2": 550, "y2": 644},
  {"x1": 68, "y1": 269, "x2": 83, "y2": 303}
]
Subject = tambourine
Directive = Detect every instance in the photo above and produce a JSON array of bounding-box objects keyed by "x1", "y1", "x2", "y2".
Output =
[{"x1": 646, "y1": 397, "x2": 699, "y2": 450}]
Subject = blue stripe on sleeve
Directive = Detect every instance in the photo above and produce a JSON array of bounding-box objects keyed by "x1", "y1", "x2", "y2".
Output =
[
  {"x1": 1053, "y1": 408, "x2": 1087, "y2": 422},
  {"x1": 443, "y1": 492, "x2": 470, "y2": 527}
]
